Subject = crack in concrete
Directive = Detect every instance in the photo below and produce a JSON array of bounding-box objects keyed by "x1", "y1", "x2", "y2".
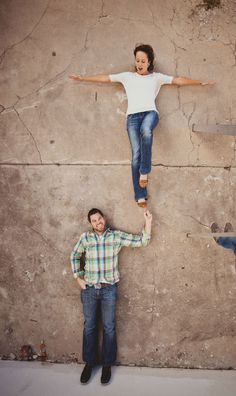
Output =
[
  {"x1": 83, "y1": 2, "x2": 109, "y2": 51},
  {"x1": 118, "y1": 16, "x2": 152, "y2": 24},
  {"x1": 183, "y1": 102, "x2": 198, "y2": 162},
  {"x1": 225, "y1": 164, "x2": 235, "y2": 218},
  {"x1": 13, "y1": 107, "x2": 42, "y2": 164},
  {"x1": 169, "y1": 6, "x2": 191, "y2": 41},
  {"x1": 227, "y1": 107, "x2": 236, "y2": 166},
  {"x1": 170, "y1": 6, "x2": 177, "y2": 27},
  {"x1": 213, "y1": 261, "x2": 221, "y2": 296},
  {"x1": 0, "y1": 0, "x2": 50, "y2": 65},
  {"x1": 168, "y1": 3, "x2": 193, "y2": 41},
  {"x1": 233, "y1": 138, "x2": 236, "y2": 165},
  {"x1": 172, "y1": 51, "x2": 198, "y2": 162},
  {"x1": 230, "y1": 40, "x2": 236, "y2": 67},
  {"x1": 144, "y1": 0, "x2": 174, "y2": 41},
  {"x1": 150, "y1": 267, "x2": 157, "y2": 326},
  {"x1": 145, "y1": 0, "x2": 156, "y2": 26},
  {"x1": 33, "y1": 62, "x2": 72, "y2": 96},
  {"x1": 228, "y1": 40, "x2": 236, "y2": 66},
  {"x1": 171, "y1": 40, "x2": 187, "y2": 52},
  {"x1": 83, "y1": 25, "x2": 93, "y2": 51},
  {"x1": 184, "y1": 215, "x2": 210, "y2": 229},
  {"x1": 0, "y1": 98, "x2": 21, "y2": 115},
  {"x1": 26, "y1": 59, "x2": 72, "y2": 100},
  {"x1": 217, "y1": 38, "x2": 236, "y2": 67},
  {"x1": 182, "y1": 102, "x2": 196, "y2": 125},
  {"x1": 99, "y1": 0, "x2": 108, "y2": 20},
  {"x1": 171, "y1": 42, "x2": 201, "y2": 165},
  {"x1": 0, "y1": 162, "x2": 235, "y2": 168},
  {"x1": 29, "y1": 227, "x2": 64, "y2": 255},
  {"x1": 1, "y1": 59, "x2": 72, "y2": 115},
  {"x1": 1, "y1": 102, "x2": 40, "y2": 115},
  {"x1": 0, "y1": 104, "x2": 5, "y2": 114}
]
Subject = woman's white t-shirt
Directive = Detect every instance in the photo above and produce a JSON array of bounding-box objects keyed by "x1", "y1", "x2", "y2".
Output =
[{"x1": 109, "y1": 72, "x2": 173, "y2": 115}]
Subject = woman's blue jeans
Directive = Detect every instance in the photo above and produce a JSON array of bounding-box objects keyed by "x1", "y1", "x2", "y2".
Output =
[
  {"x1": 127, "y1": 110, "x2": 159, "y2": 201},
  {"x1": 81, "y1": 284, "x2": 118, "y2": 366},
  {"x1": 217, "y1": 237, "x2": 236, "y2": 254}
]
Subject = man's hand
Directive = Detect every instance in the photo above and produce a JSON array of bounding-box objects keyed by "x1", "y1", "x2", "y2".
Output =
[
  {"x1": 144, "y1": 209, "x2": 152, "y2": 222},
  {"x1": 144, "y1": 210, "x2": 152, "y2": 235},
  {"x1": 76, "y1": 277, "x2": 87, "y2": 289},
  {"x1": 69, "y1": 74, "x2": 83, "y2": 81}
]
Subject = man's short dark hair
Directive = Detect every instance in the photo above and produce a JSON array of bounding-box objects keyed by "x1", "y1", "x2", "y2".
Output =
[{"x1": 87, "y1": 208, "x2": 104, "y2": 223}]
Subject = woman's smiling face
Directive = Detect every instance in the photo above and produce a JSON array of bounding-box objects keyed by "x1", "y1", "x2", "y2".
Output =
[{"x1": 135, "y1": 51, "x2": 150, "y2": 75}]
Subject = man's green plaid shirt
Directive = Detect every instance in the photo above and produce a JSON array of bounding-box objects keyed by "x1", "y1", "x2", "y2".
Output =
[{"x1": 71, "y1": 228, "x2": 151, "y2": 285}]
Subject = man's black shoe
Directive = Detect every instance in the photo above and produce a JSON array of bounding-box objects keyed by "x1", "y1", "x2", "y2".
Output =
[
  {"x1": 101, "y1": 366, "x2": 111, "y2": 384},
  {"x1": 80, "y1": 364, "x2": 93, "y2": 384},
  {"x1": 224, "y1": 222, "x2": 233, "y2": 232},
  {"x1": 211, "y1": 222, "x2": 221, "y2": 241}
]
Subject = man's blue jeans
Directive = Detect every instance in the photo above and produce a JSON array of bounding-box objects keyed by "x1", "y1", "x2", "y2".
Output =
[
  {"x1": 127, "y1": 110, "x2": 159, "y2": 201},
  {"x1": 81, "y1": 284, "x2": 118, "y2": 366},
  {"x1": 217, "y1": 237, "x2": 236, "y2": 254}
]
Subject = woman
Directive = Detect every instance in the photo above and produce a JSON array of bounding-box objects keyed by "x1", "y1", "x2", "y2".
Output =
[{"x1": 69, "y1": 44, "x2": 214, "y2": 208}]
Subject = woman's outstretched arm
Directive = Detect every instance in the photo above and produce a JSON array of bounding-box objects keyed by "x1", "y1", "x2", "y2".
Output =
[
  {"x1": 172, "y1": 77, "x2": 215, "y2": 86},
  {"x1": 69, "y1": 74, "x2": 110, "y2": 83}
]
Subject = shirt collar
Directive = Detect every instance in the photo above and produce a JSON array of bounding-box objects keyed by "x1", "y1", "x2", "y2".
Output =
[{"x1": 89, "y1": 228, "x2": 111, "y2": 238}]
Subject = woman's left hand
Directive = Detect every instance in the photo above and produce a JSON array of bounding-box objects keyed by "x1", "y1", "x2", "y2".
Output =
[
  {"x1": 69, "y1": 75, "x2": 83, "y2": 81},
  {"x1": 201, "y1": 80, "x2": 216, "y2": 86}
]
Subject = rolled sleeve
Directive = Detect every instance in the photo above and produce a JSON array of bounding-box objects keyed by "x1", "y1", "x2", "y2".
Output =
[
  {"x1": 70, "y1": 234, "x2": 86, "y2": 278},
  {"x1": 141, "y1": 229, "x2": 151, "y2": 247},
  {"x1": 119, "y1": 230, "x2": 151, "y2": 248},
  {"x1": 73, "y1": 270, "x2": 85, "y2": 279}
]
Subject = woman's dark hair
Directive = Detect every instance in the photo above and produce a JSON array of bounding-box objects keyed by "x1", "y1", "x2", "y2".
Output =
[
  {"x1": 134, "y1": 44, "x2": 155, "y2": 72},
  {"x1": 87, "y1": 208, "x2": 104, "y2": 223}
]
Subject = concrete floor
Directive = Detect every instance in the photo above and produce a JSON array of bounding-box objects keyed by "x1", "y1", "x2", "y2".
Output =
[{"x1": 0, "y1": 361, "x2": 236, "y2": 396}]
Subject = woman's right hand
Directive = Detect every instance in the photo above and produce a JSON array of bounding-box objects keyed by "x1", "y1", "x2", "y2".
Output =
[
  {"x1": 76, "y1": 277, "x2": 87, "y2": 289},
  {"x1": 69, "y1": 74, "x2": 83, "y2": 81}
]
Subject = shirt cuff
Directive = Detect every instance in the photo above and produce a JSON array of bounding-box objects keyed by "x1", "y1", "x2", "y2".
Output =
[
  {"x1": 73, "y1": 271, "x2": 85, "y2": 279},
  {"x1": 142, "y1": 229, "x2": 151, "y2": 239}
]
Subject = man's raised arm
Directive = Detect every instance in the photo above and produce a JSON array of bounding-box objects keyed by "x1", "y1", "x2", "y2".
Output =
[{"x1": 119, "y1": 210, "x2": 153, "y2": 248}]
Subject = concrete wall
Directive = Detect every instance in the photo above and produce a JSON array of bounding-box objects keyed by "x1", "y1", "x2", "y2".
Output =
[{"x1": 0, "y1": 0, "x2": 236, "y2": 368}]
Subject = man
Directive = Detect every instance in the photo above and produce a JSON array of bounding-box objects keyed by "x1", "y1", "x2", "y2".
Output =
[
  {"x1": 70, "y1": 208, "x2": 152, "y2": 385},
  {"x1": 211, "y1": 222, "x2": 236, "y2": 255}
]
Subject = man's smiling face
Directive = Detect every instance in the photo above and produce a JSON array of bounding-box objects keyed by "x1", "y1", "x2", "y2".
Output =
[{"x1": 90, "y1": 213, "x2": 106, "y2": 235}]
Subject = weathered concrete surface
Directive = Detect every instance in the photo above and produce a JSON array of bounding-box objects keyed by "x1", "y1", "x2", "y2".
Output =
[
  {"x1": 0, "y1": 0, "x2": 236, "y2": 368},
  {"x1": 0, "y1": 166, "x2": 236, "y2": 367},
  {"x1": 1, "y1": 361, "x2": 236, "y2": 396},
  {"x1": 1, "y1": 0, "x2": 236, "y2": 166}
]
